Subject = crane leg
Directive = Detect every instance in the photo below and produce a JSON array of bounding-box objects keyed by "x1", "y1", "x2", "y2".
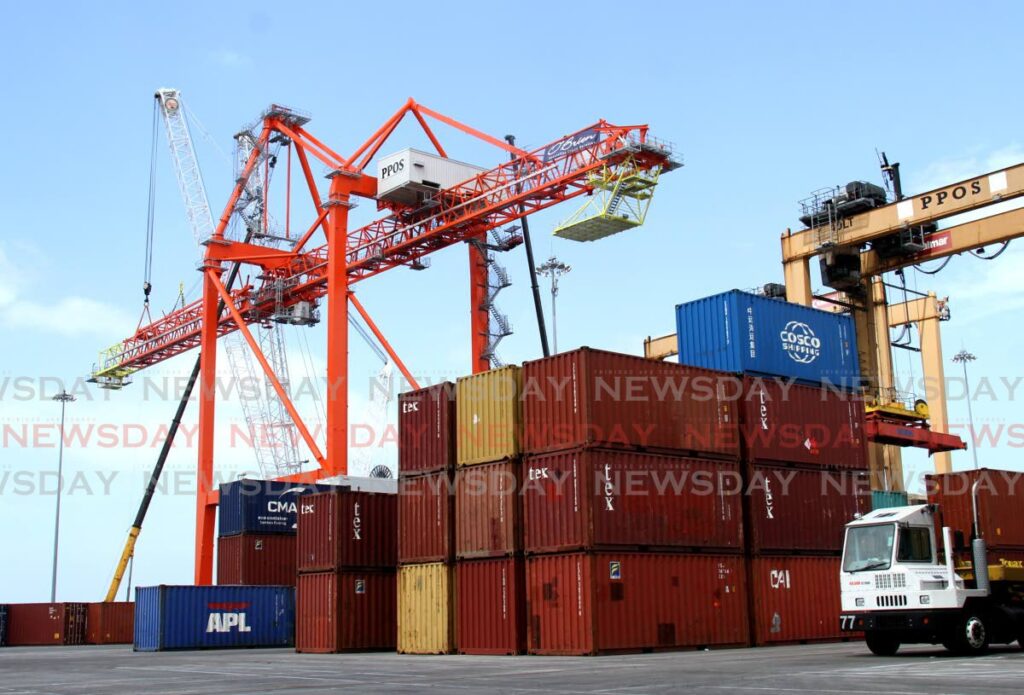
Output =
[
  {"x1": 325, "y1": 181, "x2": 351, "y2": 476},
  {"x1": 469, "y1": 238, "x2": 490, "y2": 373},
  {"x1": 195, "y1": 264, "x2": 221, "y2": 584}
]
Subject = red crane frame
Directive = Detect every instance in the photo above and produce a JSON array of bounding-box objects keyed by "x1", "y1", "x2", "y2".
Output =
[{"x1": 99, "y1": 98, "x2": 676, "y2": 583}]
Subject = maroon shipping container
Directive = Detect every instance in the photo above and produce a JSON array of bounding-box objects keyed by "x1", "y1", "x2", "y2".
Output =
[
  {"x1": 455, "y1": 460, "x2": 522, "y2": 559},
  {"x1": 399, "y1": 471, "x2": 454, "y2": 564},
  {"x1": 749, "y1": 556, "x2": 851, "y2": 645},
  {"x1": 746, "y1": 465, "x2": 870, "y2": 554},
  {"x1": 217, "y1": 534, "x2": 297, "y2": 586},
  {"x1": 295, "y1": 570, "x2": 396, "y2": 653},
  {"x1": 399, "y1": 382, "x2": 456, "y2": 476},
  {"x1": 297, "y1": 490, "x2": 397, "y2": 572},
  {"x1": 927, "y1": 468, "x2": 1024, "y2": 549},
  {"x1": 86, "y1": 602, "x2": 134, "y2": 644},
  {"x1": 523, "y1": 449, "x2": 743, "y2": 554},
  {"x1": 521, "y1": 348, "x2": 740, "y2": 460},
  {"x1": 526, "y1": 553, "x2": 748, "y2": 655},
  {"x1": 456, "y1": 557, "x2": 526, "y2": 655},
  {"x1": 740, "y1": 377, "x2": 867, "y2": 469},
  {"x1": 6, "y1": 603, "x2": 87, "y2": 646}
]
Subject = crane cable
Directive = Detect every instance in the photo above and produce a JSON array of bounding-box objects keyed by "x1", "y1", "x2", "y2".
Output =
[{"x1": 139, "y1": 98, "x2": 160, "y2": 330}]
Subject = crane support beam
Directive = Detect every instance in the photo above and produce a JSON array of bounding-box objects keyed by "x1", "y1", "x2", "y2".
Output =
[
  {"x1": 348, "y1": 292, "x2": 420, "y2": 391},
  {"x1": 781, "y1": 163, "x2": 1024, "y2": 262},
  {"x1": 861, "y1": 205, "x2": 1024, "y2": 276},
  {"x1": 644, "y1": 333, "x2": 678, "y2": 361}
]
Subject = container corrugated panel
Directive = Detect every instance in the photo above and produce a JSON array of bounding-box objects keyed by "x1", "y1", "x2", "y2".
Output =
[
  {"x1": 927, "y1": 468, "x2": 1024, "y2": 550},
  {"x1": 0, "y1": 605, "x2": 7, "y2": 647},
  {"x1": 399, "y1": 471, "x2": 454, "y2": 564},
  {"x1": 526, "y1": 553, "x2": 748, "y2": 655},
  {"x1": 398, "y1": 563, "x2": 455, "y2": 654},
  {"x1": 746, "y1": 465, "x2": 869, "y2": 554},
  {"x1": 750, "y1": 556, "x2": 849, "y2": 645},
  {"x1": 295, "y1": 571, "x2": 396, "y2": 653},
  {"x1": 456, "y1": 557, "x2": 526, "y2": 655},
  {"x1": 456, "y1": 366, "x2": 522, "y2": 466},
  {"x1": 5, "y1": 603, "x2": 87, "y2": 646},
  {"x1": 86, "y1": 602, "x2": 135, "y2": 644},
  {"x1": 521, "y1": 348, "x2": 740, "y2": 459},
  {"x1": 399, "y1": 383, "x2": 456, "y2": 476},
  {"x1": 523, "y1": 449, "x2": 743, "y2": 553},
  {"x1": 676, "y1": 290, "x2": 861, "y2": 388},
  {"x1": 133, "y1": 585, "x2": 295, "y2": 651},
  {"x1": 739, "y1": 377, "x2": 867, "y2": 469},
  {"x1": 455, "y1": 460, "x2": 522, "y2": 558},
  {"x1": 219, "y1": 479, "x2": 333, "y2": 537},
  {"x1": 217, "y1": 534, "x2": 297, "y2": 586},
  {"x1": 296, "y1": 489, "x2": 397, "y2": 572},
  {"x1": 871, "y1": 489, "x2": 909, "y2": 510}
]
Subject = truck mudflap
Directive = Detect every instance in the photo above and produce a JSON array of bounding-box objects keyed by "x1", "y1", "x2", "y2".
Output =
[{"x1": 840, "y1": 610, "x2": 959, "y2": 635}]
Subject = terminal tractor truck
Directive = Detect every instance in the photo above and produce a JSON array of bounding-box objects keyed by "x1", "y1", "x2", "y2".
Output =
[{"x1": 840, "y1": 469, "x2": 1024, "y2": 655}]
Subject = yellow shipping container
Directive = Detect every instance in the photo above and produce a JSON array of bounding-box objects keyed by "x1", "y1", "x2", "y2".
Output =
[
  {"x1": 456, "y1": 365, "x2": 521, "y2": 466},
  {"x1": 398, "y1": 562, "x2": 455, "y2": 654}
]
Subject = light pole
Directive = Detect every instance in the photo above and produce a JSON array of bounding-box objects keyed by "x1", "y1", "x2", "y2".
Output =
[
  {"x1": 536, "y1": 256, "x2": 571, "y2": 354},
  {"x1": 51, "y1": 389, "x2": 75, "y2": 602},
  {"x1": 952, "y1": 350, "x2": 979, "y2": 470}
]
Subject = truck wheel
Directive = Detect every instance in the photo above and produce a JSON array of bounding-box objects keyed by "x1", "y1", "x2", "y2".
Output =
[
  {"x1": 945, "y1": 612, "x2": 990, "y2": 655},
  {"x1": 865, "y1": 632, "x2": 900, "y2": 656}
]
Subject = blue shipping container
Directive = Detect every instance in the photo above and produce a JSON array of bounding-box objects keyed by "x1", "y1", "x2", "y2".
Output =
[
  {"x1": 134, "y1": 585, "x2": 294, "y2": 651},
  {"x1": 0, "y1": 604, "x2": 7, "y2": 647},
  {"x1": 219, "y1": 480, "x2": 332, "y2": 537},
  {"x1": 676, "y1": 290, "x2": 861, "y2": 387},
  {"x1": 871, "y1": 490, "x2": 909, "y2": 510}
]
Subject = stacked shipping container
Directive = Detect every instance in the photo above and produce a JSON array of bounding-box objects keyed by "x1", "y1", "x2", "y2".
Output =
[
  {"x1": 677, "y1": 292, "x2": 870, "y2": 646},
  {"x1": 216, "y1": 479, "x2": 316, "y2": 587},
  {"x1": 454, "y1": 368, "x2": 527, "y2": 655},
  {"x1": 520, "y1": 348, "x2": 749, "y2": 654},
  {"x1": 295, "y1": 488, "x2": 397, "y2": 653},
  {"x1": 398, "y1": 383, "x2": 458, "y2": 654}
]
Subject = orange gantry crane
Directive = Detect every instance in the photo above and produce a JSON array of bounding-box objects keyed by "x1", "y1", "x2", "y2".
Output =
[{"x1": 92, "y1": 98, "x2": 680, "y2": 583}]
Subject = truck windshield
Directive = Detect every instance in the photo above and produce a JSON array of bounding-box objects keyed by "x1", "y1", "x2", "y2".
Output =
[{"x1": 843, "y1": 524, "x2": 895, "y2": 572}]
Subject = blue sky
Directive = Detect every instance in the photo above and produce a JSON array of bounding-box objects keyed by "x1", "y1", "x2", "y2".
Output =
[{"x1": 1, "y1": 1, "x2": 1023, "y2": 602}]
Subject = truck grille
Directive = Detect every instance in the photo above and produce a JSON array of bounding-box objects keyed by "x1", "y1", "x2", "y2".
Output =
[
  {"x1": 874, "y1": 573, "x2": 907, "y2": 589},
  {"x1": 876, "y1": 594, "x2": 908, "y2": 607}
]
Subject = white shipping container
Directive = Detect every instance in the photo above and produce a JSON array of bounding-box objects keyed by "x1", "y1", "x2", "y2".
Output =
[{"x1": 377, "y1": 148, "x2": 487, "y2": 206}]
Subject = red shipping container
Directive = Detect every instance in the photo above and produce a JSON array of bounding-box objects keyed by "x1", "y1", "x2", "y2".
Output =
[
  {"x1": 399, "y1": 383, "x2": 456, "y2": 476},
  {"x1": 521, "y1": 348, "x2": 740, "y2": 460},
  {"x1": 927, "y1": 468, "x2": 1024, "y2": 549},
  {"x1": 746, "y1": 465, "x2": 870, "y2": 554},
  {"x1": 6, "y1": 603, "x2": 87, "y2": 646},
  {"x1": 455, "y1": 461, "x2": 522, "y2": 558},
  {"x1": 399, "y1": 471, "x2": 454, "y2": 564},
  {"x1": 217, "y1": 534, "x2": 297, "y2": 586},
  {"x1": 523, "y1": 449, "x2": 743, "y2": 553},
  {"x1": 295, "y1": 570, "x2": 396, "y2": 653},
  {"x1": 297, "y1": 490, "x2": 397, "y2": 572},
  {"x1": 740, "y1": 377, "x2": 867, "y2": 469},
  {"x1": 456, "y1": 557, "x2": 526, "y2": 655},
  {"x1": 86, "y1": 602, "x2": 134, "y2": 644},
  {"x1": 526, "y1": 553, "x2": 748, "y2": 655},
  {"x1": 749, "y1": 556, "x2": 850, "y2": 645}
]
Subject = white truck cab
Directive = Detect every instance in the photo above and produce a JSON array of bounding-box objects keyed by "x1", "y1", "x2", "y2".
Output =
[{"x1": 840, "y1": 503, "x2": 1024, "y2": 655}]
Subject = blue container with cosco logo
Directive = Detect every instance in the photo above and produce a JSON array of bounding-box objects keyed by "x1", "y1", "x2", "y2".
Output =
[
  {"x1": 675, "y1": 290, "x2": 861, "y2": 389},
  {"x1": 218, "y1": 479, "x2": 335, "y2": 537}
]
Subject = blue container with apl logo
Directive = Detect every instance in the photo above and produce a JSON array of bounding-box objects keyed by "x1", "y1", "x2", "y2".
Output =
[
  {"x1": 218, "y1": 479, "x2": 332, "y2": 537},
  {"x1": 675, "y1": 290, "x2": 861, "y2": 387},
  {"x1": 133, "y1": 585, "x2": 295, "y2": 651}
]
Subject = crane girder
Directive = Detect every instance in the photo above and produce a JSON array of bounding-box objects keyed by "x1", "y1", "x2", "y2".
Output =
[{"x1": 94, "y1": 119, "x2": 675, "y2": 377}]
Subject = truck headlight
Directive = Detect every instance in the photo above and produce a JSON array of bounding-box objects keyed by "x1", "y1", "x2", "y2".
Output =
[
  {"x1": 920, "y1": 595, "x2": 930, "y2": 605},
  {"x1": 855, "y1": 598, "x2": 865, "y2": 607}
]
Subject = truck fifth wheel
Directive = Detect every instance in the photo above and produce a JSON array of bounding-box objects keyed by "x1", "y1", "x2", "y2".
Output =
[{"x1": 839, "y1": 494, "x2": 1024, "y2": 655}]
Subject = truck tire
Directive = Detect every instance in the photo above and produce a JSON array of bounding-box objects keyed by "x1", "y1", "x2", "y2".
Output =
[
  {"x1": 944, "y1": 612, "x2": 990, "y2": 655},
  {"x1": 865, "y1": 632, "x2": 900, "y2": 656}
]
